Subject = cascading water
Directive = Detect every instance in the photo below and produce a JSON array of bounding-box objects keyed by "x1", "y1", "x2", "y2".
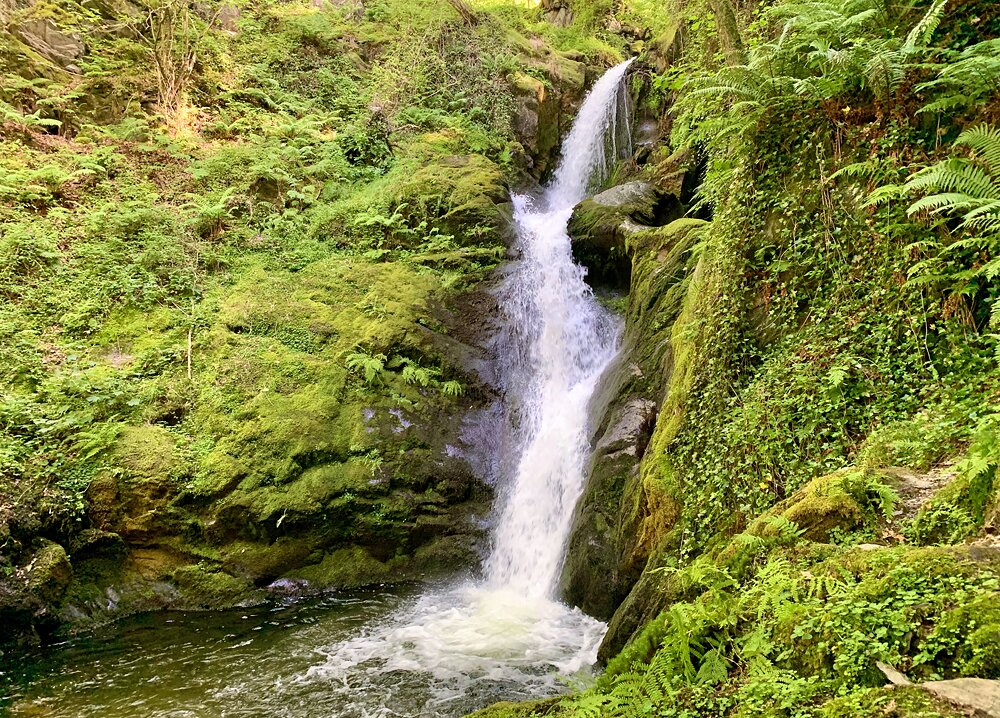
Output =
[
  {"x1": 486, "y1": 59, "x2": 633, "y2": 597},
  {"x1": 8, "y1": 61, "x2": 637, "y2": 718},
  {"x1": 290, "y1": 59, "x2": 636, "y2": 717}
]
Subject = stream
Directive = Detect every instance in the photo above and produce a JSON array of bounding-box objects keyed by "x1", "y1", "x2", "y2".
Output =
[{"x1": 2, "y1": 59, "x2": 635, "y2": 718}]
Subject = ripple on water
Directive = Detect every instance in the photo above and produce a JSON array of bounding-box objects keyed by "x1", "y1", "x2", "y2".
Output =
[{"x1": 5, "y1": 584, "x2": 604, "y2": 718}]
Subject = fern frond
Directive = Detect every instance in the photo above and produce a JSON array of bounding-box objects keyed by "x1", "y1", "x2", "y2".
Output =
[
  {"x1": 907, "y1": 192, "x2": 979, "y2": 216},
  {"x1": 904, "y1": 0, "x2": 948, "y2": 53},
  {"x1": 905, "y1": 159, "x2": 998, "y2": 199},
  {"x1": 955, "y1": 124, "x2": 1000, "y2": 175}
]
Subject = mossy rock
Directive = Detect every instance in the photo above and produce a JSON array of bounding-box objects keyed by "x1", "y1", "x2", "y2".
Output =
[
  {"x1": 171, "y1": 565, "x2": 260, "y2": 609},
  {"x1": 815, "y1": 686, "x2": 966, "y2": 717},
  {"x1": 919, "y1": 592, "x2": 1000, "y2": 678},
  {"x1": 750, "y1": 470, "x2": 869, "y2": 542},
  {"x1": 284, "y1": 546, "x2": 395, "y2": 590},
  {"x1": 218, "y1": 537, "x2": 323, "y2": 583},
  {"x1": 568, "y1": 181, "x2": 684, "y2": 288},
  {"x1": 117, "y1": 424, "x2": 184, "y2": 481},
  {"x1": 0, "y1": 539, "x2": 73, "y2": 643}
]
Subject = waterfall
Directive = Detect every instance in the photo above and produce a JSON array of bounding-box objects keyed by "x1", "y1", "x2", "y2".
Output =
[
  {"x1": 486, "y1": 59, "x2": 634, "y2": 596},
  {"x1": 293, "y1": 61, "x2": 636, "y2": 718}
]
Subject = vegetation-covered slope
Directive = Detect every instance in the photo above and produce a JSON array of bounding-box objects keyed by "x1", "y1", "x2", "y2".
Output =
[
  {"x1": 480, "y1": 0, "x2": 1000, "y2": 716},
  {"x1": 0, "y1": 0, "x2": 638, "y2": 644}
]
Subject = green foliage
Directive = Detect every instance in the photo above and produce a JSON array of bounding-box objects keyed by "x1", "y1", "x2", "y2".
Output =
[
  {"x1": 917, "y1": 38, "x2": 1000, "y2": 116},
  {"x1": 673, "y1": 0, "x2": 948, "y2": 189},
  {"x1": 563, "y1": 546, "x2": 1000, "y2": 717},
  {"x1": 346, "y1": 351, "x2": 388, "y2": 385}
]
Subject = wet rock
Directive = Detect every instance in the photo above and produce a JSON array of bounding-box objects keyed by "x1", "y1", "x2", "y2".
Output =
[
  {"x1": 171, "y1": 564, "x2": 263, "y2": 609},
  {"x1": 0, "y1": 540, "x2": 73, "y2": 643},
  {"x1": 563, "y1": 219, "x2": 705, "y2": 628},
  {"x1": 561, "y1": 399, "x2": 657, "y2": 618},
  {"x1": 569, "y1": 181, "x2": 684, "y2": 288},
  {"x1": 510, "y1": 54, "x2": 587, "y2": 177}
]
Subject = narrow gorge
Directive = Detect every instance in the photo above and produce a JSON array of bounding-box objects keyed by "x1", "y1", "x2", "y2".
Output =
[{"x1": 3, "y1": 1, "x2": 1000, "y2": 717}]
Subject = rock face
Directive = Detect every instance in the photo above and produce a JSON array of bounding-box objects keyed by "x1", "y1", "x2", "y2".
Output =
[
  {"x1": 10, "y1": 18, "x2": 84, "y2": 70},
  {"x1": 561, "y1": 218, "x2": 707, "y2": 621},
  {"x1": 568, "y1": 181, "x2": 684, "y2": 288},
  {"x1": 510, "y1": 53, "x2": 588, "y2": 178},
  {"x1": 541, "y1": 0, "x2": 573, "y2": 27},
  {"x1": 560, "y1": 397, "x2": 656, "y2": 617}
]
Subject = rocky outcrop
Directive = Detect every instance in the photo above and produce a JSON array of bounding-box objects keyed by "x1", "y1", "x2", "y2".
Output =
[
  {"x1": 561, "y1": 218, "x2": 707, "y2": 621},
  {"x1": 511, "y1": 52, "x2": 589, "y2": 178},
  {"x1": 0, "y1": 540, "x2": 73, "y2": 643},
  {"x1": 8, "y1": 18, "x2": 83, "y2": 71},
  {"x1": 568, "y1": 181, "x2": 684, "y2": 287},
  {"x1": 541, "y1": 0, "x2": 573, "y2": 27}
]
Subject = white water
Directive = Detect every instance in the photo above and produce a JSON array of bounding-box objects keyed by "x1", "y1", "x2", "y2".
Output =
[{"x1": 287, "y1": 60, "x2": 635, "y2": 717}]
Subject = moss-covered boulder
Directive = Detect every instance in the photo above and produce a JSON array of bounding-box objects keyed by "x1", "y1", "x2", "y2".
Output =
[
  {"x1": 750, "y1": 470, "x2": 868, "y2": 542},
  {"x1": 568, "y1": 181, "x2": 684, "y2": 287},
  {"x1": 0, "y1": 539, "x2": 73, "y2": 642}
]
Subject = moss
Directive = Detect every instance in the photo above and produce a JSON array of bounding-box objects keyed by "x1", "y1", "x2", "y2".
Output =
[
  {"x1": 116, "y1": 425, "x2": 184, "y2": 482},
  {"x1": 752, "y1": 470, "x2": 867, "y2": 543},
  {"x1": 26, "y1": 540, "x2": 73, "y2": 605},
  {"x1": 171, "y1": 564, "x2": 259, "y2": 609},
  {"x1": 816, "y1": 686, "x2": 966, "y2": 718},
  {"x1": 918, "y1": 592, "x2": 1000, "y2": 678},
  {"x1": 284, "y1": 546, "x2": 394, "y2": 589},
  {"x1": 466, "y1": 697, "x2": 563, "y2": 718},
  {"x1": 218, "y1": 538, "x2": 321, "y2": 583}
]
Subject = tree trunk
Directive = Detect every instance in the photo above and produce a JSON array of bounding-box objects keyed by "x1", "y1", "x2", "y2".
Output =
[
  {"x1": 708, "y1": 0, "x2": 746, "y2": 65},
  {"x1": 446, "y1": 0, "x2": 477, "y2": 26}
]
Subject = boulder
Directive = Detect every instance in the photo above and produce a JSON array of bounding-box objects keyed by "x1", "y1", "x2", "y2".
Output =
[
  {"x1": 569, "y1": 181, "x2": 684, "y2": 288},
  {"x1": 561, "y1": 397, "x2": 657, "y2": 618},
  {"x1": 921, "y1": 679, "x2": 1000, "y2": 718},
  {"x1": 0, "y1": 540, "x2": 73, "y2": 643}
]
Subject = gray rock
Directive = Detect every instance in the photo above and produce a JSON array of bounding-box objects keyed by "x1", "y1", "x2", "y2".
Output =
[
  {"x1": 568, "y1": 181, "x2": 683, "y2": 288},
  {"x1": 591, "y1": 181, "x2": 658, "y2": 214},
  {"x1": 12, "y1": 18, "x2": 84, "y2": 70},
  {"x1": 921, "y1": 678, "x2": 1000, "y2": 717},
  {"x1": 596, "y1": 399, "x2": 657, "y2": 456}
]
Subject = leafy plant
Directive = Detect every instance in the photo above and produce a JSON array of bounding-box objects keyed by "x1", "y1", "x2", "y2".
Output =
[{"x1": 345, "y1": 351, "x2": 387, "y2": 384}]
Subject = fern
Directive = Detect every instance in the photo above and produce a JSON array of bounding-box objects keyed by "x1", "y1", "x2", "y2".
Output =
[
  {"x1": 345, "y1": 351, "x2": 387, "y2": 384},
  {"x1": 918, "y1": 38, "x2": 1000, "y2": 115},
  {"x1": 440, "y1": 379, "x2": 464, "y2": 397},
  {"x1": 904, "y1": 125, "x2": 1000, "y2": 232}
]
